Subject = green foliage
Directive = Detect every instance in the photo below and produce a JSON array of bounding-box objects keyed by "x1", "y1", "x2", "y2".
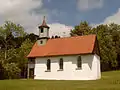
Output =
[
  {"x1": 3, "y1": 63, "x2": 21, "y2": 79},
  {"x1": 2, "y1": 21, "x2": 26, "y2": 38},
  {"x1": 0, "y1": 21, "x2": 38, "y2": 79},
  {"x1": 95, "y1": 24, "x2": 118, "y2": 70},
  {"x1": 0, "y1": 61, "x2": 4, "y2": 79},
  {"x1": 70, "y1": 21, "x2": 91, "y2": 36},
  {"x1": 0, "y1": 21, "x2": 27, "y2": 49},
  {"x1": 17, "y1": 39, "x2": 33, "y2": 77}
]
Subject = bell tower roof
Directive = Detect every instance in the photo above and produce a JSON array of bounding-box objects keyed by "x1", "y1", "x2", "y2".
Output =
[{"x1": 39, "y1": 16, "x2": 49, "y2": 28}]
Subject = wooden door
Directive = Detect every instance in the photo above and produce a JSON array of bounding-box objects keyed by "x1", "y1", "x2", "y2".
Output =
[{"x1": 29, "y1": 68, "x2": 34, "y2": 79}]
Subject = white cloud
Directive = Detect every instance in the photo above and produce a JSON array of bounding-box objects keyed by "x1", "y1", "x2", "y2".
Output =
[
  {"x1": 0, "y1": 0, "x2": 47, "y2": 33},
  {"x1": 0, "y1": 0, "x2": 73, "y2": 37},
  {"x1": 77, "y1": 0, "x2": 103, "y2": 11},
  {"x1": 48, "y1": 23, "x2": 73, "y2": 37},
  {"x1": 103, "y1": 8, "x2": 120, "y2": 24}
]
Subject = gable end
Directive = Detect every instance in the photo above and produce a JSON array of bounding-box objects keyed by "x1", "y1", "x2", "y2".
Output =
[{"x1": 92, "y1": 36, "x2": 100, "y2": 56}]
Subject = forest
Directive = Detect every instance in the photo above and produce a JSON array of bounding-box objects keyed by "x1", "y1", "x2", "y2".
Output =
[{"x1": 0, "y1": 21, "x2": 120, "y2": 79}]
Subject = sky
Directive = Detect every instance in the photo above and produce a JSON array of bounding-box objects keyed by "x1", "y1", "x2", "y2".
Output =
[{"x1": 0, "y1": 0, "x2": 120, "y2": 37}]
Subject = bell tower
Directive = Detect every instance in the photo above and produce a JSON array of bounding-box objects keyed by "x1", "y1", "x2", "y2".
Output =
[{"x1": 38, "y1": 16, "x2": 50, "y2": 45}]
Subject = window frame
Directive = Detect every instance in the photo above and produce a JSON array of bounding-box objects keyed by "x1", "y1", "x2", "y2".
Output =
[
  {"x1": 40, "y1": 40, "x2": 43, "y2": 44},
  {"x1": 45, "y1": 59, "x2": 51, "y2": 72},
  {"x1": 41, "y1": 28, "x2": 44, "y2": 33},
  {"x1": 76, "y1": 56, "x2": 82, "y2": 70},
  {"x1": 58, "y1": 58, "x2": 63, "y2": 71}
]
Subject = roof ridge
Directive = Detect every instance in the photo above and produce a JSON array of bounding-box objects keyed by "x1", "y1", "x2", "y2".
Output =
[{"x1": 50, "y1": 34, "x2": 96, "y2": 40}]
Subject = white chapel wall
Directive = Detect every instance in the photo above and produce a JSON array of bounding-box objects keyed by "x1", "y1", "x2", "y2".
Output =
[{"x1": 34, "y1": 54, "x2": 101, "y2": 80}]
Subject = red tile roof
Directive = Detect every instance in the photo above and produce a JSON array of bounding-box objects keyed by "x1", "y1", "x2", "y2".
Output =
[{"x1": 27, "y1": 35, "x2": 97, "y2": 58}]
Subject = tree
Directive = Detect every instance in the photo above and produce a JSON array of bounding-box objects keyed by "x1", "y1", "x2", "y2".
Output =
[
  {"x1": 0, "y1": 21, "x2": 37, "y2": 79},
  {"x1": 0, "y1": 21, "x2": 26, "y2": 60},
  {"x1": 3, "y1": 63, "x2": 21, "y2": 79},
  {"x1": 108, "y1": 23, "x2": 120, "y2": 69},
  {"x1": 0, "y1": 61, "x2": 4, "y2": 79},
  {"x1": 70, "y1": 21, "x2": 91, "y2": 36},
  {"x1": 16, "y1": 39, "x2": 33, "y2": 78},
  {"x1": 0, "y1": 21, "x2": 29, "y2": 79},
  {"x1": 93, "y1": 24, "x2": 117, "y2": 71},
  {"x1": 24, "y1": 33, "x2": 38, "y2": 42}
]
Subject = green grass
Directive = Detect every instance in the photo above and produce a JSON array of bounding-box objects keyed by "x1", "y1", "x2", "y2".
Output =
[{"x1": 0, "y1": 71, "x2": 120, "y2": 90}]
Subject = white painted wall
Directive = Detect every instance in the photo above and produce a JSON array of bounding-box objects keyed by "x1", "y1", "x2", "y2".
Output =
[
  {"x1": 37, "y1": 27, "x2": 49, "y2": 46},
  {"x1": 34, "y1": 54, "x2": 101, "y2": 80},
  {"x1": 37, "y1": 39, "x2": 48, "y2": 46}
]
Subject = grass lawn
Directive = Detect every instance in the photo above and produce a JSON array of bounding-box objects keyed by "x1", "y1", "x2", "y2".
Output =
[{"x1": 0, "y1": 71, "x2": 120, "y2": 90}]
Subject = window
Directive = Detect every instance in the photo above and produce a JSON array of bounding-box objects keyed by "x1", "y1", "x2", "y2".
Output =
[
  {"x1": 41, "y1": 28, "x2": 44, "y2": 33},
  {"x1": 59, "y1": 58, "x2": 63, "y2": 70},
  {"x1": 46, "y1": 59, "x2": 51, "y2": 71},
  {"x1": 40, "y1": 40, "x2": 43, "y2": 44},
  {"x1": 77, "y1": 56, "x2": 82, "y2": 69}
]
